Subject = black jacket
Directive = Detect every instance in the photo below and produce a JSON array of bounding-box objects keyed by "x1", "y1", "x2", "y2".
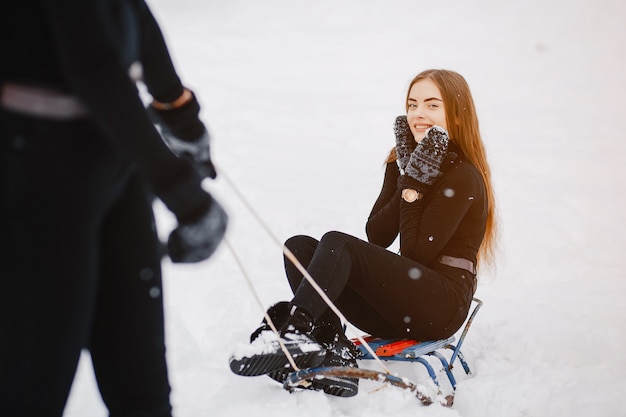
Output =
[{"x1": 366, "y1": 148, "x2": 487, "y2": 268}]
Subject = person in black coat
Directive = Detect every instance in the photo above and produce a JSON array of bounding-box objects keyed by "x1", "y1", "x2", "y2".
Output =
[
  {"x1": 0, "y1": 1, "x2": 227, "y2": 415},
  {"x1": 229, "y1": 69, "x2": 498, "y2": 398}
]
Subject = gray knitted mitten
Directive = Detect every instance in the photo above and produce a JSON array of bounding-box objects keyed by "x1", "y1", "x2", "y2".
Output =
[
  {"x1": 403, "y1": 126, "x2": 450, "y2": 191},
  {"x1": 394, "y1": 115, "x2": 416, "y2": 172}
]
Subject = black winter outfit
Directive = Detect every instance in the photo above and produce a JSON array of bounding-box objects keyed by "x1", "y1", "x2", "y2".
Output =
[
  {"x1": 0, "y1": 1, "x2": 211, "y2": 416},
  {"x1": 286, "y1": 147, "x2": 486, "y2": 341}
]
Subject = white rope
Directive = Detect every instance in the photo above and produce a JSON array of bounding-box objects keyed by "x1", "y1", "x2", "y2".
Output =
[
  {"x1": 224, "y1": 238, "x2": 301, "y2": 372},
  {"x1": 217, "y1": 166, "x2": 392, "y2": 375}
]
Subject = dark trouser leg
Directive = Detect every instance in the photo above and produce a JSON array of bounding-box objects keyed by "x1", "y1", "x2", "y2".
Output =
[
  {"x1": 89, "y1": 174, "x2": 172, "y2": 417},
  {"x1": 284, "y1": 236, "x2": 351, "y2": 342},
  {"x1": 230, "y1": 238, "x2": 328, "y2": 378},
  {"x1": 0, "y1": 113, "x2": 121, "y2": 416},
  {"x1": 288, "y1": 232, "x2": 356, "y2": 321},
  {"x1": 283, "y1": 234, "x2": 319, "y2": 294},
  {"x1": 285, "y1": 231, "x2": 472, "y2": 341},
  {"x1": 282, "y1": 236, "x2": 359, "y2": 396}
]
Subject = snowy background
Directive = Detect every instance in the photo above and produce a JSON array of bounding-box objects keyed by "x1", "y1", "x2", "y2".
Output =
[{"x1": 65, "y1": 0, "x2": 626, "y2": 416}]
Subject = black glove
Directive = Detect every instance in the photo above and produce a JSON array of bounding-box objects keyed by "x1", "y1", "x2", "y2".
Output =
[
  {"x1": 156, "y1": 167, "x2": 228, "y2": 263},
  {"x1": 150, "y1": 90, "x2": 217, "y2": 179},
  {"x1": 167, "y1": 194, "x2": 228, "y2": 263},
  {"x1": 394, "y1": 115, "x2": 416, "y2": 172},
  {"x1": 399, "y1": 126, "x2": 456, "y2": 194}
]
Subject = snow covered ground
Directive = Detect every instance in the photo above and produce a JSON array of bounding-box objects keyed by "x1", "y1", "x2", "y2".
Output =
[{"x1": 65, "y1": 0, "x2": 626, "y2": 416}]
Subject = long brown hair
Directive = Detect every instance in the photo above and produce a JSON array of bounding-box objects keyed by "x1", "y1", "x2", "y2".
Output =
[{"x1": 388, "y1": 69, "x2": 498, "y2": 269}]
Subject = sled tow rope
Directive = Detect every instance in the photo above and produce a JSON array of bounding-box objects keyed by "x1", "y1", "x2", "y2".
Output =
[{"x1": 217, "y1": 166, "x2": 392, "y2": 376}]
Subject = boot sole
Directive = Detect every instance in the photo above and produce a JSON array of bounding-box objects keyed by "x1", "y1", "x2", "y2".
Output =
[
  {"x1": 310, "y1": 376, "x2": 359, "y2": 397},
  {"x1": 268, "y1": 368, "x2": 359, "y2": 397},
  {"x1": 229, "y1": 340, "x2": 326, "y2": 377}
]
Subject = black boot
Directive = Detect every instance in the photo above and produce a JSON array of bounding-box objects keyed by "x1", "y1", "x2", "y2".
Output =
[
  {"x1": 229, "y1": 302, "x2": 326, "y2": 377},
  {"x1": 268, "y1": 311, "x2": 360, "y2": 397},
  {"x1": 308, "y1": 313, "x2": 360, "y2": 397}
]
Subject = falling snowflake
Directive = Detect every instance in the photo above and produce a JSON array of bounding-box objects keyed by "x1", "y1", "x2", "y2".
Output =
[
  {"x1": 408, "y1": 267, "x2": 422, "y2": 280},
  {"x1": 139, "y1": 268, "x2": 153, "y2": 281}
]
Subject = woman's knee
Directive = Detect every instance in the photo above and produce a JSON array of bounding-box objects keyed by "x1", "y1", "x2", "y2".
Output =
[
  {"x1": 320, "y1": 230, "x2": 351, "y2": 244},
  {"x1": 319, "y1": 231, "x2": 363, "y2": 253},
  {"x1": 284, "y1": 234, "x2": 318, "y2": 252}
]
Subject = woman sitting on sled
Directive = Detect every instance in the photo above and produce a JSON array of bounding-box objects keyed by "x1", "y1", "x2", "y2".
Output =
[{"x1": 230, "y1": 68, "x2": 498, "y2": 398}]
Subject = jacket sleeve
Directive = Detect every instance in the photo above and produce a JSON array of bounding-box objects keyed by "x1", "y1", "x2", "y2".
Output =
[
  {"x1": 41, "y1": 0, "x2": 208, "y2": 221},
  {"x1": 366, "y1": 161, "x2": 401, "y2": 248},
  {"x1": 135, "y1": 0, "x2": 185, "y2": 102}
]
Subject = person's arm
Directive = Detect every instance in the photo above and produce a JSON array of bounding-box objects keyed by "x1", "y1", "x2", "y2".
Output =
[
  {"x1": 366, "y1": 161, "x2": 401, "y2": 248},
  {"x1": 135, "y1": 0, "x2": 217, "y2": 178},
  {"x1": 135, "y1": 0, "x2": 184, "y2": 103},
  {"x1": 41, "y1": 0, "x2": 226, "y2": 261},
  {"x1": 42, "y1": 0, "x2": 199, "y2": 206}
]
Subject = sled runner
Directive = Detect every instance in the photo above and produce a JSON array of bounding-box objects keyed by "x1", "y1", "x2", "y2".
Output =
[{"x1": 284, "y1": 297, "x2": 483, "y2": 406}]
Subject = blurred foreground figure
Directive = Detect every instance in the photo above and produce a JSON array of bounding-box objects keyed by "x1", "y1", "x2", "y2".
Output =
[{"x1": 0, "y1": 0, "x2": 227, "y2": 415}]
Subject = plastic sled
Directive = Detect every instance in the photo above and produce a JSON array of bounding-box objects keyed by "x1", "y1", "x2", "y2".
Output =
[{"x1": 284, "y1": 297, "x2": 483, "y2": 406}]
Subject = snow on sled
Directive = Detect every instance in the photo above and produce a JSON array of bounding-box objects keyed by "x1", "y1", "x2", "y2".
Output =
[{"x1": 284, "y1": 298, "x2": 483, "y2": 407}]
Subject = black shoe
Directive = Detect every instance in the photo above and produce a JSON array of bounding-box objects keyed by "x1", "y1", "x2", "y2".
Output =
[
  {"x1": 270, "y1": 324, "x2": 360, "y2": 397},
  {"x1": 229, "y1": 303, "x2": 326, "y2": 377},
  {"x1": 229, "y1": 336, "x2": 326, "y2": 377},
  {"x1": 309, "y1": 334, "x2": 359, "y2": 397}
]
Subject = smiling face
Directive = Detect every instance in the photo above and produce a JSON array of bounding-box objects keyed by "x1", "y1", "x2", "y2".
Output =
[{"x1": 406, "y1": 77, "x2": 447, "y2": 142}]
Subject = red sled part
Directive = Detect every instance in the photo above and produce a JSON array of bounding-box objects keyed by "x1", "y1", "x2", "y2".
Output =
[{"x1": 375, "y1": 339, "x2": 420, "y2": 356}]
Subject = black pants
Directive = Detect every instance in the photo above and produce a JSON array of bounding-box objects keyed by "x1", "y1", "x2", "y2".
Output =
[
  {"x1": 285, "y1": 231, "x2": 475, "y2": 341},
  {"x1": 0, "y1": 111, "x2": 171, "y2": 416}
]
